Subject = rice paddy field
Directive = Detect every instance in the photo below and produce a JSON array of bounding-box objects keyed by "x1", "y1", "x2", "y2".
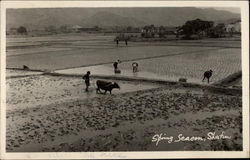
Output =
[
  {"x1": 5, "y1": 33, "x2": 243, "y2": 152},
  {"x1": 115, "y1": 48, "x2": 241, "y2": 83},
  {"x1": 7, "y1": 33, "x2": 241, "y2": 84}
]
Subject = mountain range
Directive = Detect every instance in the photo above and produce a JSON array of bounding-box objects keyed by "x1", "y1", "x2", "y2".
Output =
[{"x1": 6, "y1": 7, "x2": 240, "y2": 30}]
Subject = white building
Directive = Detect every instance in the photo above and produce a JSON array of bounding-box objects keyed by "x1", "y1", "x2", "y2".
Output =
[{"x1": 226, "y1": 20, "x2": 241, "y2": 33}]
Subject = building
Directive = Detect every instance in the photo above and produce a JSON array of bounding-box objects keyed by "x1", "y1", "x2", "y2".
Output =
[
  {"x1": 7, "y1": 27, "x2": 18, "y2": 35},
  {"x1": 225, "y1": 20, "x2": 241, "y2": 33},
  {"x1": 141, "y1": 25, "x2": 177, "y2": 38},
  {"x1": 71, "y1": 25, "x2": 101, "y2": 32},
  {"x1": 71, "y1": 25, "x2": 83, "y2": 32},
  {"x1": 141, "y1": 25, "x2": 157, "y2": 38}
]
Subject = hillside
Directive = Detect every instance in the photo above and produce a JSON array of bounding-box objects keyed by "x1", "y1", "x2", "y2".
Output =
[
  {"x1": 6, "y1": 7, "x2": 240, "y2": 30},
  {"x1": 82, "y1": 11, "x2": 146, "y2": 27}
]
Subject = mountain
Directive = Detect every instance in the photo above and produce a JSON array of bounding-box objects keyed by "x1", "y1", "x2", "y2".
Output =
[
  {"x1": 216, "y1": 18, "x2": 241, "y2": 24},
  {"x1": 6, "y1": 7, "x2": 240, "y2": 30},
  {"x1": 82, "y1": 11, "x2": 146, "y2": 27}
]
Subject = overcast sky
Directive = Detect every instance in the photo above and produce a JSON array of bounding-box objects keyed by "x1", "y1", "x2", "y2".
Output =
[{"x1": 210, "y1": 7, "x2": 240, "y2": 14}]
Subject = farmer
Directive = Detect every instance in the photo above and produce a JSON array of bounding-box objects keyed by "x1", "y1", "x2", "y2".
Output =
[
  {"x1": 116, "y1": 38, "x2": 119, "y2": 47},
  {"x1": 113, "y1": 60, "x2": 121, "y2": 73},
  {"x1": 82, "y1": 71, "x2": 91, "y2": 92},
  {"x1": 132, "y1": 62, "x2": 139, "y2": 73},
  {"x1": 113, "y1": 61, "x2": 118, "y2": 70}
]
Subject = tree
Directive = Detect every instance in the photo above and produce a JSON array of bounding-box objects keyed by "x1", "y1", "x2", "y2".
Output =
[
  {"x1": 180, "y1": 19, "x2": 214, "y2": 39},
  {"x1": 208, "y1": 23, "x2": 226, "y2": 38},
  {"x1": 127, "y1": 26, "x2": 132, "y2": 32},
  {"x1": 158, "y1": 26, "x2": 166, "y2": 38},
  {"x1": 17, "y1": 26, "x2": 27, "y2": 34}
]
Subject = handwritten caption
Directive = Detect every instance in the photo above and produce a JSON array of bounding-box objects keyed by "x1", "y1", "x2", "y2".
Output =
[{"x1": 152, "y1": 131, "x2": 231, "y2": 146}]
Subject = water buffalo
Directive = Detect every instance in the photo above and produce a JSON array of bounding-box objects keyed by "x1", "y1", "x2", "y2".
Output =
[
  {"x1": 96, "y1": 80, "x2": 120, "y2": 94},
  {"x1": 202, "y1": 70, "x2": 213, "y2": 83}
]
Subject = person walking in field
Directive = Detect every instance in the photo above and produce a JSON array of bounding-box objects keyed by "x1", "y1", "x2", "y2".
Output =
[
  {"x1": 113, "y1": 60, "x2": 121, "y2": 73},
  {"x1": 202, "y1": 70, "x2": 213, "y2": 83},
  {"x1": 132, "y1": 62, "x2": 139, "y2": 73},
  {"x1": 82, "y1": 71, "x2": 91, "y2": 92},
  {"x1": 113, "y1": 61, "x2": 118, "y2": 70},
  {"x1": 116, "y1": 38, "x2": 119, "y2": 47},
  {"x1": 125, "y1": 39, "x2": 128, "y2": 46}
]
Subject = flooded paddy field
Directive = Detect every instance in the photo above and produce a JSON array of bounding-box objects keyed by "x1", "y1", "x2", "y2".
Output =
[
  {"x1": 116, "y1": 47, "x2": 241, "y2": 83},
  {"x1": 5, "y1": 34, "x2": 243, "y2": 152},
  {"x1": 6, "y1": 33, "x2": 241, "y2": 73},
  {"x1": 56, "y1": 47, "x2": 241, "y2": 84}
]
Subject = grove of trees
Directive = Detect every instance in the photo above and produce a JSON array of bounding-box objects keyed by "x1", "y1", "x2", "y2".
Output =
[
  {"x1": 180, "y1": 19, "x2": 214, "y2": 39},
  {"x1": 180, "y1": 18, "x2": 227, "y2": 39}
]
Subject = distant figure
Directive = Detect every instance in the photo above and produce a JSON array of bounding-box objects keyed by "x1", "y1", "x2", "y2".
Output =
[
  {"x1": 179, "y1": 78, "x2": 187, "y2": 82},
  {"x1": 96, "y1": 80, "x2": 120, "y2": 94},
  {"x1": 202, "y1": 70, "x2": 213, "y2": 83},
  {"x1": 113, "y1": 60, "x2": 121, "y2": 74},
  {"x1": 82, "y1": 71, "x2": 91, "y2": 92},
  {"x1": 125, "y1": 39, "x2": 128, "y2": 46},
  {"x1": 116, "y1": 38, "x2": 119, "y2": 47},
  {"x1": 132, "y1": 62, "x2": 139, "y2": 73},
  {"x1": 23, "y1": 65, "x2": 29, "y2": 70},
  {"x1": 113, "y1": 61, "x2": 118, "y2": 70}
]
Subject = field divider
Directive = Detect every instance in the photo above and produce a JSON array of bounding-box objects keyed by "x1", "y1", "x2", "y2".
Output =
[
  {"x1": 6, "y1": 68, "x2": 46, "y2": 79},
  {"x1": 6, "y1": 67, "x2": 45, "y2": 72},
  {"x1": 6, "y1": 74, "x2": 44, "y2": 79},
  {"x1": 44, "y1": 72, "x2": 242, "y2": 96},
  {"x1": 212, "y1": 71, "x2": 242, "y2": 87}
]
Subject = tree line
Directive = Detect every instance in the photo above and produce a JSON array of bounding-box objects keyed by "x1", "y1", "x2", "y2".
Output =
[
  {"x1": 178, "y1": 19, "x2": 227, "y2": 39},
  {"x1": 9, "y1": 18, "x2": 238, "y2": 39}
]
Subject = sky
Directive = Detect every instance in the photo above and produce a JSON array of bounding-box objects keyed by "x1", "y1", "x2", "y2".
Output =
[{"x1": 209, "y1": 7, "x2": 240, "y2": 14}]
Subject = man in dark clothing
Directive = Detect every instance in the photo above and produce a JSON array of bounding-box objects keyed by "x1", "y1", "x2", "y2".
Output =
[
  {"x1": 116, "y1": 39, "x2": 119, "y2": 47},
  {"x1": 113, "y1": 61, "x2": 118, "y2": 70},
  {"x1": 82, "y1": 71, "x2": 91, "y2": 92},
  {"x1": 125, "y1": 39, "x2": 128, "y2": 46}
]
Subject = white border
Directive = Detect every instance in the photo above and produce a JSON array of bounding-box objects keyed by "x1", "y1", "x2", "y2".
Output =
[{"x1": 1, "y1": 1, "x2": 249, "y2": 159}]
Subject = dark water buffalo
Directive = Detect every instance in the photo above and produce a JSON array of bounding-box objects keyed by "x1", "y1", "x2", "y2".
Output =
[
  {"x1": 202, "y1": 70, "x2": 213, "y2": 83},
  {"x1": 96, "y1": 80, "x2": 120, "y2": 94}
]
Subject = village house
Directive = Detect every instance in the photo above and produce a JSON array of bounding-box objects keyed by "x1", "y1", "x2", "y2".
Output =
[
  {"x1": 71, "y1": 25, "x2": 101, "y2": 33},
  {"x1": 141, "y1": 25, "x2": 177, "y2": 38},
  {"x1": 7, "y1": 27, "x2": 18, "y2": 35},
  {"x1": 71, "y1": 25, "x2": 83, "y2": 32},
  {"x1": 225, "y1": 20, "x2": 241, "y2": 33},
  {"x1": 141, "y1": 25, "x2": 157, "y2": 38}
]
